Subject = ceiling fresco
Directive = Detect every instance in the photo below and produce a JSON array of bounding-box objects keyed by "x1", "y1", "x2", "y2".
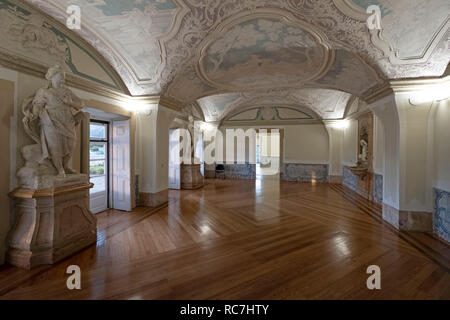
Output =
[
  {"x1": 350, "y1": 0, "x2": 449, "y2": 58},
  {"x1": 22, "y1": 0, "x2": 450, "y2": 120},
  {"x1": 198, "y1": 88, "x2": 352, "y2": 122},
  {"x1": 201, "y1": 18, "x2": 327, "y2": 89}
]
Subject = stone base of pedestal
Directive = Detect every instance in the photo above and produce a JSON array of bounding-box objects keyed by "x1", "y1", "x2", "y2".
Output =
[
  {"x1": 6, "y1": 174, "x2": 97, "y2": 269},
  {"x1": 181, "y1": 164, "x2": 204, "y2": 190}
]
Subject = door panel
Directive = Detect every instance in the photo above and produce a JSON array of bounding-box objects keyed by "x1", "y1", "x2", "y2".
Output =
[
  {"x1": 112, "y1": 120, "x2": 131, "y2": 211},
  {"x1": 169, "y1": 129, "x2": 181, "y2": 189}
]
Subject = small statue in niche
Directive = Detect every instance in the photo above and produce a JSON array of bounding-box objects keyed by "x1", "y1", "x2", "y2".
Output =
[
  {"x1": 359, "y1": 139, "x2": 368, "y2": 163},
  {"x1": 20, "y1": 65, "x2": 85, "y2": 180}
]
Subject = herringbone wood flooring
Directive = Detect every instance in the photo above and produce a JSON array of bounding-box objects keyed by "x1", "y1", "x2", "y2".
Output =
[{"x1": 0, "y1": 179, "x2": 449, "y2": 299}]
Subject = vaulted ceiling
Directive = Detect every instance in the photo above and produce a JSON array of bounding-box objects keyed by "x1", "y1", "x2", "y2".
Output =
[{"x1": 27, "y1": 0, "x2": 450, "y2": 121}]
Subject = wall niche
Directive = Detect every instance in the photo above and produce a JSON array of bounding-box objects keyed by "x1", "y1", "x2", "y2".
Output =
[{"x1": 346, "y1": 112, "x2": 374, "y2": 200}]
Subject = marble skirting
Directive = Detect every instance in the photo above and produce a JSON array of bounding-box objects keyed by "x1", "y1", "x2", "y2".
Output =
[
  {"x1": 139, "y1": 190, "x2": 168, "y2": 208},
  {"x1": 281, "y1": 163, "x2": 328, "y2": 182},
  {"x1": 343, "y1": 166, "x2": 358, "y2": 191},
  {"x1": 382, "y1": 203, "x2": 432, "y2": 232},
  {"x1": 329, "y1": 175, "x2": 342, "y2": 184},
  {"x1": 433, "y1": 188, "x2": 450, "y2": 243},
  {"x1": 342, "y1": 166, "x2": 373, "y2": 200},
  {"x1": 373, "y1": 174, "x2": 383, "y2": 204},
  {"x1": 223, "y1": 163, "x2": 256, "y2": 180}
]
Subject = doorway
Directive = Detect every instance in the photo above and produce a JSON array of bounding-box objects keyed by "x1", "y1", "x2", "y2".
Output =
[
  {"x1": 89, "y1": 120, "x2": 109, "y2": 213},
  {"x1": 85, "y1": 108, "x2": 132, "y2": 214},
  {"x1": 256, "y1": 129, "x2": 280, "y2": 179},
  {"x1": 168, "y1": 128, "x2": 181, "y2": 190}
]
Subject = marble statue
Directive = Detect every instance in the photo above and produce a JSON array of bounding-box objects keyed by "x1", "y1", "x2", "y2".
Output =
[
  {"x1": 19, "y1": 65, "x2": 85, "y2": 183},
  {"x1": 359, "y1": 139, "x2": 368, "y2": 162},
  {"x1": 8, "y1": 66, "x2": 96, "y2": 269}
]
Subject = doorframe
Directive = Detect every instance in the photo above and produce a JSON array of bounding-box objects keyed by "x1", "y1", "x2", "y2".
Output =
[
  {"x1": 89, "y1": 119, "x2": 110, "y2": 210},
  {"x1": 168, "y1": 128, "x2": 181, "y2": 190},
  {"x1": 255, "y1": 128, "x2": 284, "y2": 178}
]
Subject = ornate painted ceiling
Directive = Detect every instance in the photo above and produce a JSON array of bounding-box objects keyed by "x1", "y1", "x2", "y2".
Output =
[{"x1": 25, "y1": 0, "x2": 450, "y2": 120}]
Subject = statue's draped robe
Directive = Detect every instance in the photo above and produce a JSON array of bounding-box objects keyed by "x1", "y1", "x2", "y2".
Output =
[{"x1": 22, "y1": 86, "x2": 78, "y2": 162}]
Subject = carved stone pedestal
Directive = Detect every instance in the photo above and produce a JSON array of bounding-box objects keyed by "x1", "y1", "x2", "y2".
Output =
[
  {"x1": 6, "y1": 174, "x2": 97, "y2": 269},
  {"x1": 181, "y1": 164, "x2": 204, "y2": 190}
]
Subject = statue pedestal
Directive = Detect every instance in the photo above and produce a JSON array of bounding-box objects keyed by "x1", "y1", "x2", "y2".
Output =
[
  {"x1": 181, "y1": 164, "x2": 204, "y2": 190},
  {"x1": 6, "y1": 174, "x2": 97, "y2": 269}
]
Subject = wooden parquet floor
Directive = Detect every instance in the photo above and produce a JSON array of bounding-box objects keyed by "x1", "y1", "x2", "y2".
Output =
[{"x1": 0, "y1": 179, "x2": 449, "y2": 300}]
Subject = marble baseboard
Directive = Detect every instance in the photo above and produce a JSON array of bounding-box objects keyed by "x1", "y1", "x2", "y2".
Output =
[
  {"x1": 373, "y1": 174, "x2": 383, "y2": 204},
  {"x1": 139, "y1": 190, "x2": 168, "y2": 208},
  {"x1": 329, "y1": 175, "x2": 342, "y2": 184},
  {"x1": 433, "y1": 188, "x2": 450, "y2": 243},
  {"x1": 343, "y1": 166, "x2": 373, "y2": 200},
  {"x1": 343, "y1": 166, "x2": 358, "y2": 191},
  {"x1": 281, "y1": 163, "x2": 328, "y2": 182},
  {"x1": 224, "y1": 163, "x2": 256, "y2": 180},
  {"x1": 382, "y1": 203, "x2": 432, "y2": 232}
]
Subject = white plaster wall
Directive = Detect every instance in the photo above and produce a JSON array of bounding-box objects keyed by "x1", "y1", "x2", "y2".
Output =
[
  {"x1": 136, "y1": 111, "x2": 158, "y2": 193},
  {"x1": 0, "y1": 66, "x2": 18, "y2": 265},
  {"x1": 217, "y1": 124, "x2": 329, "y2": 164},
  {"x1": 155, "y1": 108, "x2": 175, "y2": 192},
  {"x1": 396, "y1": 93, "x2": 435, "y2": 212},
  {"x1": 373, "y1": 115, "x2": 385, "y2": 175},
  {"x1": 433, "y1": 98, "x2": 450, "y2": 192},
  {"x1": 342, "y1": 119, "x2": 358, "y2": 166},
  {"x1": 284, "y1": 125, "x2": 329, "y2": 164},
  {"x1": 325, "y1": 125, "x2": 343, "y2": 177},
  {"x1": 135, "y1": 106, "x2": 176, "y2": 194},
  {"x1": 371, "y1": 94, "x2": 400, "y2": 209}
]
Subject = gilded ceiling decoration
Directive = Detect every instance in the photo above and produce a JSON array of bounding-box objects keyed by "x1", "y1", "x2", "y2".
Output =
[{"x1": 21, "y1": 0, "x2": 450, "y2": 120}]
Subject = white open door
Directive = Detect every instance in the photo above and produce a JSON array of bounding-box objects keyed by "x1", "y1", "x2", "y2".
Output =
[
  {"x1": 112, "y1": 120, "x2": 131, "y2": 211},
  {"x1": 169, "y1": 129, "x2": 181, "y2": 189},
  {"x1": 195, "y1": 131, "x2": 204, "y2": 176}
]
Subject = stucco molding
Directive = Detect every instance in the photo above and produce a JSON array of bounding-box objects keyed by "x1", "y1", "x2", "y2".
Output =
[
  {"x1": 332, "y1": 0, "x2": 370, "y2": 22},
  {"x1": 0, "y1": 50, "x2": 129, "y2": 100},
  {"x1": 370, "y1": 16, "x2": 450, "y2": 66}
]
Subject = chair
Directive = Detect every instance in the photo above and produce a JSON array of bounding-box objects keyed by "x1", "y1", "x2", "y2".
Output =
[{"x1": 215, "y1": 164, "x2": 225, "y2": 179}]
